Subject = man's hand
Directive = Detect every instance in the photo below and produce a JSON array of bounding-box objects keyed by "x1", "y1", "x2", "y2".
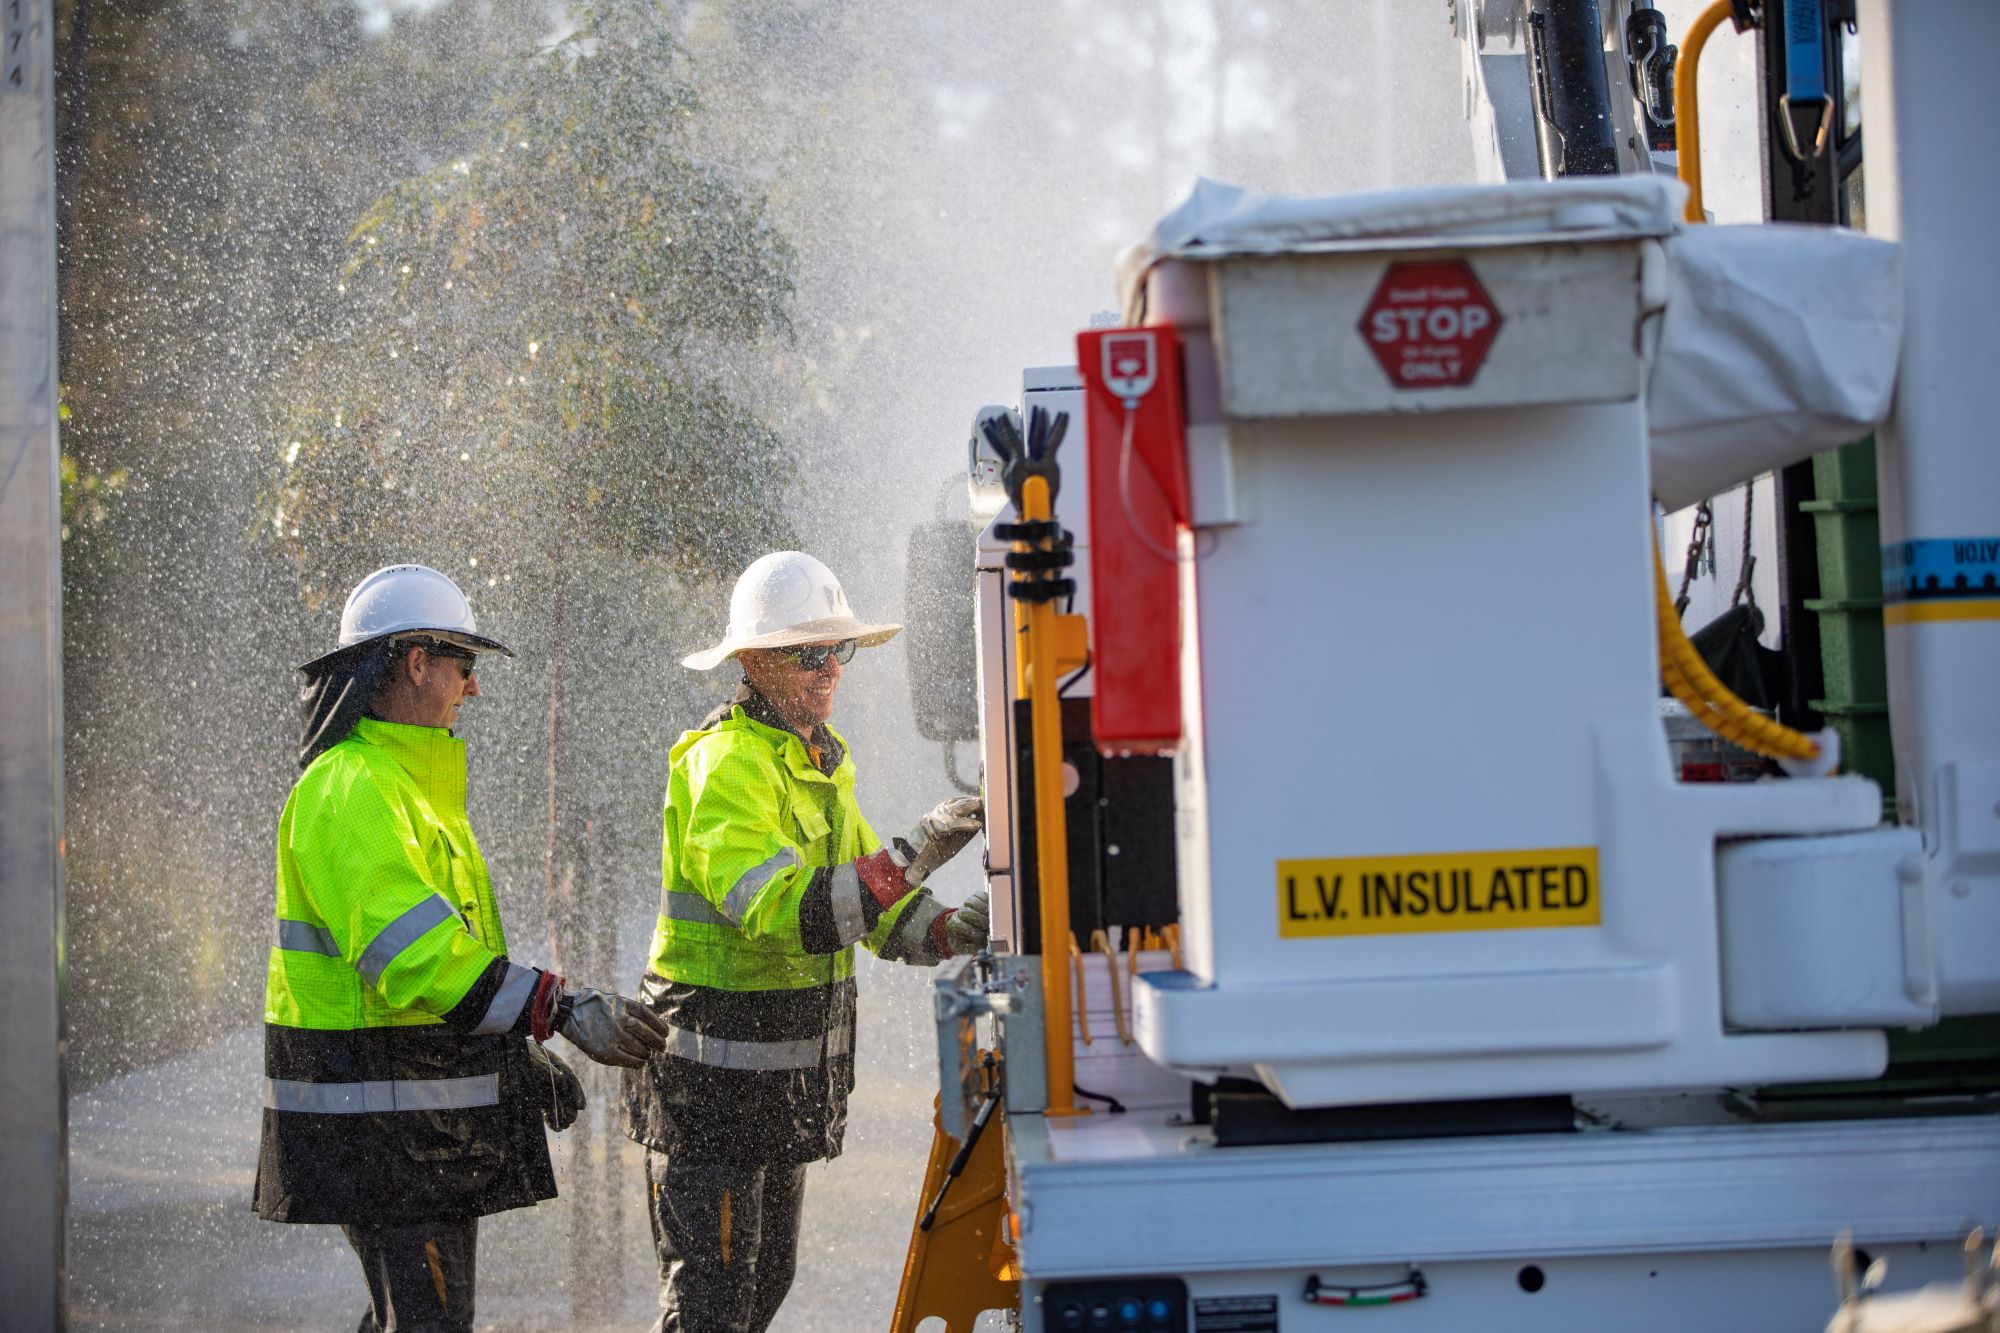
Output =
[
  {"x1": 557, "y1": 987, "x2": 672, "y2": 1069},
  {"x1": 945, "y1": 889, "x2": 990, "y2": 956},
  {"x1": 892, "y1": 796, "x2": 984, "y2": 886},
  {"x1": 526, "y1": 1040, "x2": 585, "y2": 1131}
]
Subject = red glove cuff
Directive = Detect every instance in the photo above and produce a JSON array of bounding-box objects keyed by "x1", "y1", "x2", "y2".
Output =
[
  {"x1": 931, "y1": 908, "x2": 954, "y2": 959},
  {"x1": 530, "y1": 970, "x2": 564, "y2": 1044},
  {"x1": 855, "y1": 849, "x2": 911, "y2": 913}
]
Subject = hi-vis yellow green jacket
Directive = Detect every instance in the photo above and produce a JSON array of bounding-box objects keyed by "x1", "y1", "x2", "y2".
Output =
[
  {"x1": 622, "y1": 686, "x2": 950, "y2": 1165},
  {"x1": 255, "y1": 716, "x2": 553, "y2": 1225},
  {"x1": 646, "y1": 707, "x2": 932, "y2": 987}
]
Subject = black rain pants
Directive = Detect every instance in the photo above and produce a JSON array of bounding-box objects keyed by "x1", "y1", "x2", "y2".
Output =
[
  {"x1": 646, "y1": 1148, "x2": 809, "y2": 1333},
  {"x1": 341, "y1": 1218, "x2": 478, "y2": 1333}
]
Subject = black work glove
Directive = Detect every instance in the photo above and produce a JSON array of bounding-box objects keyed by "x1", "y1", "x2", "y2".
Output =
[{"x1": 526, "y1": 1039, "x2": 585, "y2": 1132}]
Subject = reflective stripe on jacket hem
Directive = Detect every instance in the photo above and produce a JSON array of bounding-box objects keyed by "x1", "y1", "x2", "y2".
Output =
[
  {"x1": 356, "y1": 895, "x2": 459, "y2": 987},
  {"x1": 659, "y1": 1021, "x2": 853, "y2": 1072},
  {"x1": 274, "y1": 918, "x2": 341, "y2": 957},
  {"x1": 469, "y1": 961, "x2": 536, "y2": 1035},
  {"x1": 265, "y1": 1073, "x2": 499, "y2": 1114},
  {"x1": 721, "y1": 848, "x2": 799, "y2": 924}
]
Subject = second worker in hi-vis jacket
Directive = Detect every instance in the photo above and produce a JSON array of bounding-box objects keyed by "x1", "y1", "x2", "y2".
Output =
[{"x1": 622, "y1": 549, "x2": 989, "y2": 1333}]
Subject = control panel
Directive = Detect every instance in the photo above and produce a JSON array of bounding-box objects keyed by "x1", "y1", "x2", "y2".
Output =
[{"x1": 1039, "y1": 1277, "x2": 1188, "y2": 1332}]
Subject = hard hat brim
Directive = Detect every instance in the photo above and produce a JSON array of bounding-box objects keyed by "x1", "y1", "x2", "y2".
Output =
[
  {"x1": 681, "y1": 617, "x2": 902, "y2": 672},
  {"x1": 300, "y1": 628, "x2": 514, "y2": 674}
]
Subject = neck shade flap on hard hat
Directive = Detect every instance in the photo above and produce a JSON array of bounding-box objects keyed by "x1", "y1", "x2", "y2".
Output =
[{"x1": 298, "y1": 639, "x2": 396, "y2": 770}]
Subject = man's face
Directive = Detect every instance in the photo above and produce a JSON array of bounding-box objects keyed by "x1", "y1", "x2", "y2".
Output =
[
  {"x1": 739, "y1": 640, "x2": 846, "y2": 733},
  {"x1": 408, "y1": 645, "x2": 480, "y2": 730}
]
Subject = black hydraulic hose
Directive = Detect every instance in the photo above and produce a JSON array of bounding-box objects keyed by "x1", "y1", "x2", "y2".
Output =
[{"x1": 1072, "y1": 1083, "x2": 1127, "y2": 1114}]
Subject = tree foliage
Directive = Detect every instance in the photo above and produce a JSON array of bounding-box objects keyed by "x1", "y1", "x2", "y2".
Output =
[{"x1": 265, "y1": 0, "x2": 799, "y2": 607}]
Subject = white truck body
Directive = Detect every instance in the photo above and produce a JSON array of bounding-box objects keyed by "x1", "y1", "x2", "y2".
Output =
[{"x1": 930, "y1": 7, "x2": 2000, "y2": 1331}]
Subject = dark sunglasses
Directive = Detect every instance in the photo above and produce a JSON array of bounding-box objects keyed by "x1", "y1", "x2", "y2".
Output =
[
  {"x1": 404, "y1": 638, "x2": 477, "y2": 679},
  {"x1": 777, "y1": 639, "x2": 856, "y2": 671}
]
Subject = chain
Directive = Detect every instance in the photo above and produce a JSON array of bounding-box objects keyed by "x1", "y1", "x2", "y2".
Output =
[
  {"x1": 1675, "y1": 500, "x2": 1714, "y2": 616},
  {"x1": 1731, "y1": 476, "x2": 1758, "y2": 608}
]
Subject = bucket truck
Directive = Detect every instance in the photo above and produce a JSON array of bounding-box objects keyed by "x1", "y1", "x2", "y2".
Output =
[{"x1": 893, "y1": 4, "x2": 2000, "y2": 1331}]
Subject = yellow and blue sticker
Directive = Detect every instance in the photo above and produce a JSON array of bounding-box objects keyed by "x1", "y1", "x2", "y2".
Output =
[{"x1": 1883, "y1": 537, "x2": 2000, "y2": 625}]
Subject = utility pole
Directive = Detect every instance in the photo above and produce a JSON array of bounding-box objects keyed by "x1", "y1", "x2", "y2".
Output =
[{"x1": 0, "y1": 0, "x2": 68, "y2": 1325}]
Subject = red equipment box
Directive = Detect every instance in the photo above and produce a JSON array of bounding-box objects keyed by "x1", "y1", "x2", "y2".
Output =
[{"x1": 1075, "y1": 326, "x2": 1191, "y2": 755}]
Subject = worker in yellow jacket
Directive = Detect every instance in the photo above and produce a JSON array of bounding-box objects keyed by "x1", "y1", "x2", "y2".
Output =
[
  {"x1": 622, "y1": 550, "x2": 989, "y2": 1333},
  {"x1": 257, "y1": 563, "x2": 670, "y2": 1333}
]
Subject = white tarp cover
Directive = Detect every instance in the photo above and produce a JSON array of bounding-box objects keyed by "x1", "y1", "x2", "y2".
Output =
[
  {"x1": 1122, "y1": 176, "x2": 1904, "y2": 508},
  {"x1": 1649, "y1": 223, "x2": 1902, "y2": 510},
  {"x1": 1115, "y1": 174, "x2": 1685, "y2": 323}
]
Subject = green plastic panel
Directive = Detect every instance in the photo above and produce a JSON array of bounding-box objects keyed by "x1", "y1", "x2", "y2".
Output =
[{"x1": 1800, "y1": 438, "x2": 1895, "y2": 813}]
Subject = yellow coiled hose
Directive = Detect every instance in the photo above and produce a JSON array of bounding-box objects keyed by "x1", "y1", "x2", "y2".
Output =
[
  {"x1": 1659, "y1": 1, "x2": 1822, "y2": 767},
  {"x1": 1674, "y1": 0, "x2": 1739, "y2": 224},
  {"x1": 1653, "y1": 534, "x2": 1822, "y2": 763}
]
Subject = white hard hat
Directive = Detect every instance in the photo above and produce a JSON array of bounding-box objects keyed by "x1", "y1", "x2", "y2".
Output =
[
  {"x1": 682, "y1": 551, "x2": 901, "y2": 671},
  {"x1": 302, "y1": 563, "x2": 513, "y2": 671}
]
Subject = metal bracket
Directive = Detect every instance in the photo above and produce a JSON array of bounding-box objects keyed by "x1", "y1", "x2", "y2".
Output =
[
  {"x1": 1625, "y1": 6, "x2": 1679, "y2": 151},
  {"x1": 933, "y1": 952, "x2": 1042, "y2": 1140}
]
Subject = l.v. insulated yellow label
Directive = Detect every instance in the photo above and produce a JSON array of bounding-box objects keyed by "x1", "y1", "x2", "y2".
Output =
[{"x1": 1277, "y1": 846, "x2": 1602, "y2": 938}]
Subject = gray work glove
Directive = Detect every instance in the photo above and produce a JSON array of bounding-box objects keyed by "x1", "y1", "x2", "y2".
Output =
[
  {"x1": 891, "y1": 796, "x2": 985, "y2": 886},
  {"x1": 526, "y1": 1040, "x2": 585, "y2": 1132},
  {"x1": 557, "y1": 986, "x2": 672, "y2": 1069},
  {"x1": 945, "y1": 889, "x2": 990, "y2": 956}
]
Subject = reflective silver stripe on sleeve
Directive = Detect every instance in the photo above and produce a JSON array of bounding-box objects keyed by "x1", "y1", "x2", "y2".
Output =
[
  {"x1": 826, "y1": 861, "x2": 869, "y2": 947},
  {"x1": 889, "y1": 892, "x2": 949, "y2": 966},
  {"x1": 265, "y1": 1074, "x2": 500, "y2": 1114},
  {"x1": 659, "y1": 890, "x2": 733, "y2": 928},
  {"x1": 469, "y1": 961, "x2": 537, "y2": 1036},
  {"x1": 273, "y1": 918, "x2": 341, "y2": 957},
  {"x1": 355, "y1": 894, "x2": 460, "y2": 988},
  {"x1": 720, "y1": 849, "x2": 799, "y2": 925},
  {"x1": 658, "y1": 1021, "x2": 851, "y2": 1072}
]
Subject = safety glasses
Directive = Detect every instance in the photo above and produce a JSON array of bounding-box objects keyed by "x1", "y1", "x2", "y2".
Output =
[
  {"x1": 404, "y1": 638, "x2": 477, "y2": 679},
  {"x1": 778, "y1": 639, "x2": 857, "y2": 671}
]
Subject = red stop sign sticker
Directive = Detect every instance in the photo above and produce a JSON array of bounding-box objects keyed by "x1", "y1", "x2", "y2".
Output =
[{"x1": 1358, "y1": 259, "x2": 1502, "y2": 389}]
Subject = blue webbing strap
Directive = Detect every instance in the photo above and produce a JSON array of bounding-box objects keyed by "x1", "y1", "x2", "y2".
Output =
[{"x1": 1780, "y1": 0, "x2": 1832, "y2": 159}]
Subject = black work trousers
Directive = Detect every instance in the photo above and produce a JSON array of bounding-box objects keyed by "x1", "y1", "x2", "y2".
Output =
[
  {"x1": 341, "y1": 1218, "x2": 478, "y2": 1333},
  {"x1": 646, "y1": 1148, "x2": 809, "y2": 1333}
]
